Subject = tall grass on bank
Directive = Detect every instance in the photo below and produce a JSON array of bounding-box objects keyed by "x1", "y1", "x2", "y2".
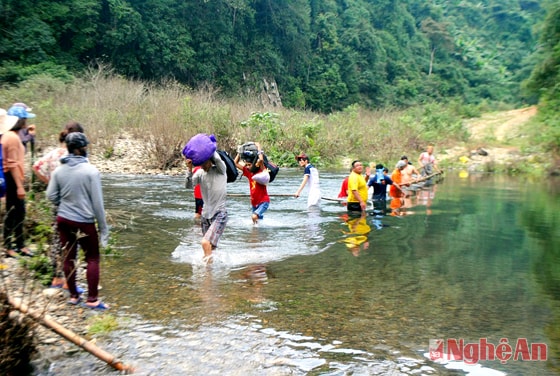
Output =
[{"x1": 0, "y1": 68, "x2": 472, "y2": 170}]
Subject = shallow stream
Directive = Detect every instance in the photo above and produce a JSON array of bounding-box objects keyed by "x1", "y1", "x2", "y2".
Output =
[{"x1": 41, "y1": 170, "x2": 560, "y2": 376}]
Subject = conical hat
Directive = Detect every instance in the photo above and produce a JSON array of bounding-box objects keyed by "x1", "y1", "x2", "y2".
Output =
[{"x1": 0, "y1": 109, "x2": 18, "y2": 134}]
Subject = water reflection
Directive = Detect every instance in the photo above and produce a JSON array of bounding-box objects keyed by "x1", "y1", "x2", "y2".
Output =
[{"x1": 339, "y1": 212, "x2": 371, "y2": 257}]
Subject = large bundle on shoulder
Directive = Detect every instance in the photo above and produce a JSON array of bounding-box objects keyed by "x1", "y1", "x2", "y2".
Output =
[
  {"x1": 182, "y1": 133, "x2": 239, "y2": 183},
  {"x1": 238, "y1": 142, "x2": 279, "y2": 184}
]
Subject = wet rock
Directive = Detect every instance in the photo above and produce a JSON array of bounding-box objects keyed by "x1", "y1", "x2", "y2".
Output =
[{"x1": 476, "y1": 147, "x2": 489, "y2": 156}]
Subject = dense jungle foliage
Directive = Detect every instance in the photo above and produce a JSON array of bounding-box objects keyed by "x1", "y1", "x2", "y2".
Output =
[
  {"x1": 0, "y1": 0, "x2": 551, "y2": 113},
  {"x1": 524, "y1": 1, "x2": 560, "y2": 154}
]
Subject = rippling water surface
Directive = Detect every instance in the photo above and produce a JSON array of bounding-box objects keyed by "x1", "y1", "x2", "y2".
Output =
[{"x1": 44, "y1": 170, "x2": 560, "y2": 376}]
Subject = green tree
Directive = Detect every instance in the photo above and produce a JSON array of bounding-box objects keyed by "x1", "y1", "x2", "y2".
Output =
[
  {"x1": 0, "y1": 0, "x2": 548, "y2": 112},
  {"x1": 420, "y1": 17, "x2": 453, "y2": 76},
  {"x1": 0, "y1": 0, "x2": 100, "y2": 80},
  {"x1": 525, "y1": 1, "x2": 560, "y2": 101},
  {"x1": 524, "y1": 1, "x2": 560, "y2": 153}
]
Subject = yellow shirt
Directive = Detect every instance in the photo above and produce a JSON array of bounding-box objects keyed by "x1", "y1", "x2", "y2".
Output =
[{"x1": 347, "y1": 171, "x2": 368, "y2": 203}]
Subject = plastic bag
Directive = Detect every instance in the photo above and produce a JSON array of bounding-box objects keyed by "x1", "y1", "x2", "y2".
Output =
[
  {"x1": 253, "y1": 169, "x2": 270, "y2": 186},
  {"x1": 182, "y1": 134, "x2": 217, "y2": 166}
]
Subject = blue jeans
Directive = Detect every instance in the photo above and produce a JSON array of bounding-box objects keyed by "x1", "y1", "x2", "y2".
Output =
[{"x1": 252, "y1": 201, "x2": 270, "y2": 219}]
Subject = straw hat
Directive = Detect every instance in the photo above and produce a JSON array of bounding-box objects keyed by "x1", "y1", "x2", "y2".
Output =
[{"x1": 0, "y1": 108, "x2": 19, "y2": 134}]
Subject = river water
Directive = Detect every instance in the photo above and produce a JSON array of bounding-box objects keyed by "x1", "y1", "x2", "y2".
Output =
[{"x1": 42, "y1": 170, "x2": 560, "y2": 376}]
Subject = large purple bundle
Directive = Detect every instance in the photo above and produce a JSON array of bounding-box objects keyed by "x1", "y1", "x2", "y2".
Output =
[{"x1": 182, "y1": 134, "x2": 217, "y2": 166}]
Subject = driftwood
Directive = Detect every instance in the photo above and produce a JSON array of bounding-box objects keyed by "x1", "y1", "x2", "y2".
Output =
[
  {"x1": 8, "y1": 297, "x2": 135, "y2": 374},
  {"x1": 408, "y1": 171, "x2": 443, "y2": 185},
  {"x1": 227, "y1": 193, "x2": 295, "y2": 197},
  {"x1": 321, "y1": 196, "x2": 347, "y2": 202}
]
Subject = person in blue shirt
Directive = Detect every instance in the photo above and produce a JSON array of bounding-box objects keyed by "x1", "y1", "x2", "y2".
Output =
[{"x1": 367, "y1": 164, "x2": 393, "y2": 202}]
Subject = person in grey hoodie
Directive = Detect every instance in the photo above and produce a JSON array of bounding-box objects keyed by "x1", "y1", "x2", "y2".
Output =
[
  {"x1": 47, "y1": 132, "x2": 110, "y2": 310},
  {"x1": 184, "y1": 150, "x2": 228, "y2": 263}
]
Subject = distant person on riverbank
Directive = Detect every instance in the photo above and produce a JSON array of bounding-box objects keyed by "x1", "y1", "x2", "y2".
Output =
[
  {"x1": 184, "y1": 140, "x2": 228, "y2": 263},
  {"x1": 418, "y1": 145, "x2": 439, "y2": 176},
  {"x1": 347, "y1": 160, "x2": 370, "y2": 214},
  {"x1": 33, "y1": 121, "x2": 85, "y2": 289},
  {"x1": 294, "y1": 153, "x2": 321, "y2": 208},
  {"x1": 33, "y1": 121, "x2": 84, "y2": 184},
  {"x1": 400, "y1": 156, "x2": 420, "y2": 184},
  {"x1": 47, "y1": 132, "x2": 110, "y2": 310},
  {"x1": 2, "y1": 106, "x2": 34, "y2": 258},
  {"x1": 234, "y1": 142, "x2": 270, "y2": 224},
  {"x1": 8, "y1": 103, "x2": 36, "y2": 152}
]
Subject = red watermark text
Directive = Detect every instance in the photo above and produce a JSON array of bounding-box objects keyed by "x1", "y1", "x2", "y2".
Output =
[{"x1": 429, "y1": 338, "x2": 547, "y2": 364}]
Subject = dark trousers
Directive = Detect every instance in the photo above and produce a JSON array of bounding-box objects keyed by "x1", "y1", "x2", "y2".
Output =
[
  {"x1": 57, "y1": 216, "x2": 100, "y2": 302},
  {"x1": 347, "y1": 202, "x2": 362, "y2": 213},
  {"x1": 3, "y1": 172, "x2": 26, "y2": 250}
]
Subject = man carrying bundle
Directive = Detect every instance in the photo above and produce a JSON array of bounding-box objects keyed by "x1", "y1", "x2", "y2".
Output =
[
  {"x1": 234, "y1": 141, "x2": 270, "y2": 225},
  {"x1": 183, "y1": 134, "x2": 228, "y2": 263}
]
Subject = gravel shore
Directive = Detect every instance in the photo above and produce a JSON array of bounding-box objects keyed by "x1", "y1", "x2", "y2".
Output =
[{"x1": 0, "y1": 255, "x2": 117, "y2": 374}]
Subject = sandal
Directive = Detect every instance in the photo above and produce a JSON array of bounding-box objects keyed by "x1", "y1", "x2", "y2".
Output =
[
  {"x1": 82, "y1": 300, "x2": 110, "y2": 310},
  {"x1": 65, "y1": 285, "x2": 85, "y2": 294},
  {"x1": 51, "y1": 284, "x2": 85, "y2": 294},
  {"x1": 68, "y1": 296, "x2": 82, "y2": 305},
  {"x1": 18, "y1": 248, "x2": 34, "y2": 257},
  {"x1": 5, "y1": 249, "x2": 20, "y2": 258}
]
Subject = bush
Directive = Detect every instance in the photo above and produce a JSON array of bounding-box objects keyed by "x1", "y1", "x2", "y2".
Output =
[{"x1": 0, "y1": 292, "x2": 37, "y2": 375}]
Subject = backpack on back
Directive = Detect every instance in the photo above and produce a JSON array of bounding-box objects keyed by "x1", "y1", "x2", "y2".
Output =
[
  {"x1": 263, "y1": 154, "x2": 279, "y2": 183},
  {"x1": 217, "y1": 149, "x2": 239, "y2": 183},
  {"x1": 239, "y1": 142, "x2": 280, "y2": 183},
  {"x1": 0, "y1": 136, "x2": 6, "y2": 198}
]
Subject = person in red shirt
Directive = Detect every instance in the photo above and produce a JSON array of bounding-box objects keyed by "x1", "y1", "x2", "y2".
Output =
[
  {"x1": 338, "y1": 176, "x2": 349, "y2": 199},
  {"x1": 234, "y1": 142, "x2": 270, "y2": 224},
  {"x1": 192, "y1": 166, "x2": 203, "y2": 220}
]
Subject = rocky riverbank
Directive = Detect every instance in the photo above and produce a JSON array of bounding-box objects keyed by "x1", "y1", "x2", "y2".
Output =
[
  {"x1": 0, "y1": 255, "x2": 119, "y2": 375},
  {"x1": 86, "y1": 106, "x2": 547, "y2": 176},
  {"x1": 87, "y1": 137, "x2": 184, "y2": 176}
]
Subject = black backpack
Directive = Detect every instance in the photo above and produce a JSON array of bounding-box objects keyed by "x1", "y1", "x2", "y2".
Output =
[
  {"x1": 217, "y1": 149, "x2": 239, "y2": 183},
  {"x1": 239, "y1": 142, "x2": 279, "y2": 183},
  {"x1": 263, "y1": 154, "x2": 280, "y2": 183}
]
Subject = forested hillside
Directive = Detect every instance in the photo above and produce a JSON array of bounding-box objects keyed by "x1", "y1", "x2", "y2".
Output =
[{"x1": 0, "y1": 0, "x2": 548, "y2": 113}]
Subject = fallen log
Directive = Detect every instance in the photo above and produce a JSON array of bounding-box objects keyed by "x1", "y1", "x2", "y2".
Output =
[
  {"x1": 321, "y1": 196, "x2": 347, "y2": 202},
  {"x1": 8, "y1": 297, "x2": 135, "y2": 374},
  {"x1": 406, "y1": 171, "x2": 443, "y2": 185},
  {"x1": 227, "y1": 193, "x2": 295, "y2": 197}
]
